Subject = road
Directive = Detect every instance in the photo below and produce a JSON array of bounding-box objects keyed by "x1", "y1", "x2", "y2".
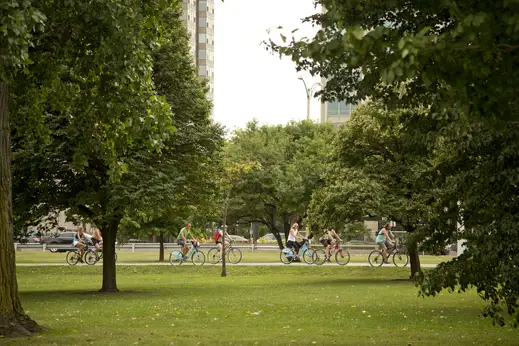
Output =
[{"x1": 16, "y1": 262, "x2": 438, "y2": 267}]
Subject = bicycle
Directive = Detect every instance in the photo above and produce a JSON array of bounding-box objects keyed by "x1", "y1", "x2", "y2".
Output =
[
  {"x1": 313, "y1": 241, "x2": 351, "y2": 266},
  {"x1": 93, "y1": 247, "x2": 118, "y2": 264},
  {"x1": 169, "y1": 240, "x2": 206, "y2": 265},
  {"x1": 207, "y1": 240, "x2": 242, "y2": 264},
  {"x1": 66, "y1": 242, "x2": 98, "y2": 266},
  {"x1": 279, "y1": 239, "x2": 316, "y2": 264},
  {"x1": 368, "y1": 240, "x2": 408, "y2": 267}
]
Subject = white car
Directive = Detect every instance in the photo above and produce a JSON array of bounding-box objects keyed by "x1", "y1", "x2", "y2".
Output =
[{"x1": 228, "y1": 235, "x2": 249, "y2": 243}]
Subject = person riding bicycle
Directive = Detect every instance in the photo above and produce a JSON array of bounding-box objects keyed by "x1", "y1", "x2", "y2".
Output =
[
  {"x1": 177, "y1": 223, "x2": 197, "y2": 260},
  {"x1": 385, "y1": 224, "x2": 395, "y2": 250},
  {"x1": 326, "y1": 228, "x2": 342, "y2": 262},
  {"x1": 72, "y1": 227, "x2": 91, "y2": 261},
  {"x1": 286, "y1": 223, "x2": 302, "y2": 256},
  {"x1": 319, "y1": 228, "x2": 341, "y2": 262},
  {"x1": 376, "y1": 223, "x2": 394, "y2": 263},
  {"x1": 214, "y1": 227, "x2": 231, "y2": 254},
  {"x1": 91, "y1": 228, "x2": 103, "y2": 250}
]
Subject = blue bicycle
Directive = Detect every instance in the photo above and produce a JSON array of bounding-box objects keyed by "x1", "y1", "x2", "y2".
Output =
[
  {"x1": 280, "y1": 239, "x2": 316, "y2": 265},
  {"x1": 169, "y1": 241, "x2": 205, "y2": 266}
]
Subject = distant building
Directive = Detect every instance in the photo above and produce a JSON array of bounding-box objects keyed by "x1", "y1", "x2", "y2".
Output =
[
  {"x1": 181, "y1": 0, "x2": 215, "y2": 102},
  {"x1": 320, "y1": 99, "x2": 356, "y2": 126}
]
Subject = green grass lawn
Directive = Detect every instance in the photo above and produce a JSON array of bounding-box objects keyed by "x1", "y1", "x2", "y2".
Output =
[
  {"x1": 2, "y1": 266, "x2": 517, "y2": 345},
  {"x1": 15, "y1": 250, "x2": 453, "y2": 265}
]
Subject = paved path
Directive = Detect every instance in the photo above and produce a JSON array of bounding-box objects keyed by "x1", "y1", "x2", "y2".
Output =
[{"x1": 17, "y1": 262, "x2": 438, "y2": 268}]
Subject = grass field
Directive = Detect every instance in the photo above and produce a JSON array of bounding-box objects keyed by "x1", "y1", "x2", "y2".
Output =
[
  {"x1": 1, "y1": 266, "x2": 517, "y2": 345},
  {"x1": 15, "y1": 250, "x2": 453, "y2": 265}
]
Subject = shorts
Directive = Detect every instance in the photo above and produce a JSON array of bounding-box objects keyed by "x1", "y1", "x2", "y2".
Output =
[
  {"x1": 319, "y1": 238, "x2": 331, "y2": 247},
  {"x1": 91, "y1": 238, "x2": 101, "y2": 245},
  {"x1": 177, "y1": 239, "x2": 186, "y2": 246},
  {"x1": 377, "y1": 241, "x2": 387, "y2": 250}
]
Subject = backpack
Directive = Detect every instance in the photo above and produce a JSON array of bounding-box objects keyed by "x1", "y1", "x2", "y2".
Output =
[{"x1": 213, "y1": 231, "x2": 222, "y2": 242}]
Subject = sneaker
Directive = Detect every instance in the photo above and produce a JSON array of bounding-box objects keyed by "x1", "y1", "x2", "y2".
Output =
[
  {"x1": 325, "y1": 258, "x2": 331, "y2": 263},
  {"x1": 182, "y1": 256, "x2": 188, "y2": 261}
]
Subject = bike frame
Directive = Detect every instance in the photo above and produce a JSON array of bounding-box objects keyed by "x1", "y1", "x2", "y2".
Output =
[
  {"x1": 287, "y1": 241, "x2": 310, "y2": 259},
  {"x1": 187, "y1": 242, "x2": 201, "y2": 258}
]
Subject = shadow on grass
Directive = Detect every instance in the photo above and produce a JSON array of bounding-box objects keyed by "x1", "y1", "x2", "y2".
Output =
[
  {"x1": 20, "y1": 289, "x2": 153, "y2": 301},
  {"x1": 295, "y1": 277, "x2": 416, "y2": 287}
]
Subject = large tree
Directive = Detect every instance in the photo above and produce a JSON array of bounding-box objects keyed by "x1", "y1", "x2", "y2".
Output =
[
  {"x1": 224, "y1": 121, "x2": 335, "y2": 248},
  {"x1": 119, "y1": 5, "x2": 224, "y2": 262},
  {"x1": 307, "y1": 102, "x2": 437, "y2": 277},
  {"x1": 0, "y1": 0, "x2": 45, "y2": 337},
  {"x1": 269, "y1": 0, "x2": 519, "y2": 325},
  {"x1": 11, "y1": 0, "x2": 173, "y2": 292}
]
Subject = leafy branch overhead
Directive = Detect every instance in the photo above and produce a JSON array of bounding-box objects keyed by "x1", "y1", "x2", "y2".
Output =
[{"x1": 268, "y1": 0, "x2": 519, "y2": 326}]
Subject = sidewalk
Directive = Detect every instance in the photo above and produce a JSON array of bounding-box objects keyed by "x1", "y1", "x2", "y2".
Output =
[{"x1": 16, "y1": 262, "x2": 438, "y2": 267}]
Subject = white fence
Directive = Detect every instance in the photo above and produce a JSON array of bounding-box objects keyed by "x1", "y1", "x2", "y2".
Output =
[{"x1": 14, "y1": 242, "x2": 380, "y2": 253}]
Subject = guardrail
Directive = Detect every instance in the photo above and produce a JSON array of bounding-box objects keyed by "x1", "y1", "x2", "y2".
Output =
[{"x1": 14, "y1": 242, "x2": 380, "y2": 252}]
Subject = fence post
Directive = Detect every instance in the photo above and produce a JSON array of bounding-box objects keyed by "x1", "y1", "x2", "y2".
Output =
[
  {"x1": 132, "y1": 243, "x2": 135, "y2": 253},
  {"x1": 42, "y1": 243, "x2": 47, "y2": 252},
  {"x1": 14, "y1": 243, "x2": 18, "y2": 252}
]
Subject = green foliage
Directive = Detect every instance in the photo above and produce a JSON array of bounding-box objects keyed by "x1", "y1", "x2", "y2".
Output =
[
  {"x1": 9, "y1": 0, "x2": 192, "y2": 290},
  {"x1": 118, "y1": 4, "x2": 224, "y2": 243},
  {"x1": 343, "y1": 222, "x2": 370, "y2": 242},
  {"x1": 223, "y1": 121, "x2": 335, "y2": 246},
  {"x1": 270, "y1": 0, "x2": 519, "y2": 325},
  {"x1": 307, "y1": 102, "x2": 432, "y2": 236},
  {"x1": 0, "y1": 0, "x2": 45, "y2": 78}
]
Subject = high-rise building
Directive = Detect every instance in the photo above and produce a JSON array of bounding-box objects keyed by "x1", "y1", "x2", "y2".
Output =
[{"x1": 181, "y1": 0, "x2": 214, "y2": 101}]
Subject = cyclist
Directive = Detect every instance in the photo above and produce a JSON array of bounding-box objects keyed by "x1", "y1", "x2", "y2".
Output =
[
  {"x1": 91, "y1": 228, "x2": 103, "y2": 250},
  {"x1": 376, "y1": 223, "x2": 394, "y2": 263},
  {"x1": 177, "y1": 223, "x2": 196, "y2": 260},
  {"x1": 286, "y1": 223, "x2": 302, "y2": 256},
  {"x1": 214, "y1": 227, "x2": 231, "y2": 254},
  {"x1": 72, "y1": 227, "x2": 91, "y2": 261},
  {"x1": 324, "y1": 228, "x2": 342, "y2": 262}
]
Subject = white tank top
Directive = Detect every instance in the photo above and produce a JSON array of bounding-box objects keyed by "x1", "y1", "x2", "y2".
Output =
[{"x1": 288, "y1": 232, "x2": 296, "y2": 242}]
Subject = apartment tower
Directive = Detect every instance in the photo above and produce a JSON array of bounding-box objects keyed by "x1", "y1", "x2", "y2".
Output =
[{"x1": 181, "y1": 0, "x2": 215, "y2": 101}]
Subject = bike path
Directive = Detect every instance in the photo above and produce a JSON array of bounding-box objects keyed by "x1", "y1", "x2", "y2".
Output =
[{"x1": 16, "y1": 262, "x2": 438, "y2": 268}]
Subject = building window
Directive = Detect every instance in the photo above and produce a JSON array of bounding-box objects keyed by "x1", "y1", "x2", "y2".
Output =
[{"x1": 327, "y1": 101, "x2": 339, "y2": 116}]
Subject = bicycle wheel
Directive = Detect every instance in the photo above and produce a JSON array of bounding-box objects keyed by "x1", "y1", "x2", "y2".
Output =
[
  {"x1": 392, "y1": 250, "x2": 409, "y2": 267},
  {"x1": 191, "y1": 251, "x2": 205, "y2": 266},
  {"x1": 169, "y1": 250, "x2": 183, "y2": 265},
  {"x1": 303, "y1": 249, "x2": 316, "y2": 264},
  {"x1": 84, "y1": 250, "x2": 98, "y2": 265},
  {"x1": 227, "y1": 248, "x2": 243, "y2": 264},
  {"x1": 66, "y1": 251, "x2": 80, "y2": 266},
  {"x1": 207, "y1": 248, "x2": 221, "y2": 264},
  {"x1": 368, "y1": 250, "x2": 384, "y2": 267},
  {"x1": 335, "y1": 248, "x2": 351, "y2": 266},
  {"x1": 312, "y1": 249, "x2": 326, "y2": 265},
  {"x1": 280, "y1": 249, "x2": 294, "y2": 264}
]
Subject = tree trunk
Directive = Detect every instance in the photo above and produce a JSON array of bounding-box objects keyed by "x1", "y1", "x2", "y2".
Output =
[
  {"x1": 0, "y1": 82, "x2": 42, "y2": 336},
  {"x1": 99, "y1": 217, "x2": 121, "y2": 292},
  {"x1": 408, "y1": 240, "x2": 421, "y2": 279},
  {"x1": 283, "y1": 214, "x2": 291, "y2": 239},
  {"x1": 405, "y1": 225, "x2": 421, "y2": 279},
  {"x1": 158, "y1": 232, "x2": 164, "y2": 262}
]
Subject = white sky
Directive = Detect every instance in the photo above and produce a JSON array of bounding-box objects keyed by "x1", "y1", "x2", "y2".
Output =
[{"x1": 213, "y1": 0, "x2": 322, "y2": 132}]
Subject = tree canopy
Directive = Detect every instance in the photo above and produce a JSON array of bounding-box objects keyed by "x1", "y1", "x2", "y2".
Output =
[
  {"x1": 10, "y1": 0, "x2": 221, "y2": 293},
  {"x1": 223, "y1": 120, "x2": 335, "y2": 248},
  {"x1": 269, "y1": 0, "x2": 519, "y2": 326}
]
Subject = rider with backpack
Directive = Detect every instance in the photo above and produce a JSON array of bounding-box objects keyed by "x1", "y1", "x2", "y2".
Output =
[{"x1": 214, "y1": 227, "x2": 231, "y2": 254}]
